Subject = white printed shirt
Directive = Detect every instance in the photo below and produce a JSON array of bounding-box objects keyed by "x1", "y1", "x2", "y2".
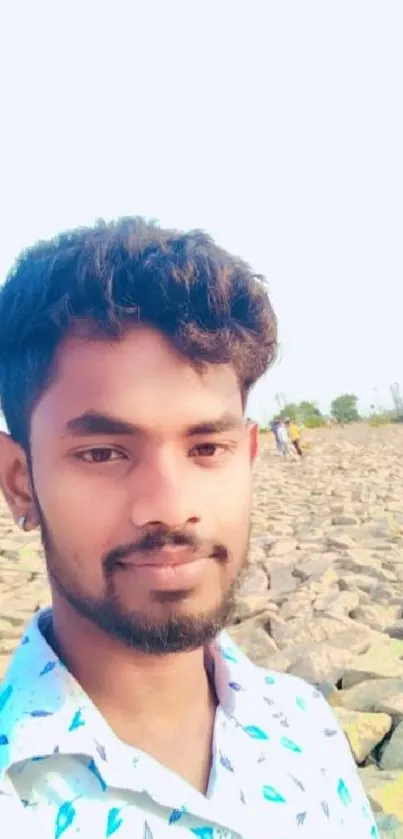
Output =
[{"x1": 0, "y1": 609, "x2": 378, "y2": 839}]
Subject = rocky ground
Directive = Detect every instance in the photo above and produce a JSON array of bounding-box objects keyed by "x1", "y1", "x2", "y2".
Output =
[
  {"x1": 1, "y1": 423, "x2": 403, "y2": 834},
  {"x1": 230, "y1": 423, "x2": 403, "y2": 837}
]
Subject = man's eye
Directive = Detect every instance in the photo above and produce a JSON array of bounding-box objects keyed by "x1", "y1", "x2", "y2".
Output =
[
  {"x1": 190, "y1": 443, "x2": 223, "y2": 458},
  {"x1": 76, "y1": 448, "x2": 125, "y2": 464}
]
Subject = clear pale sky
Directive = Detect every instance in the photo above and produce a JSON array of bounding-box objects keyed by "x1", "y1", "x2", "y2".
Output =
[{"x1": 1, "y1": 1, "x2": 402, "y2": 424}]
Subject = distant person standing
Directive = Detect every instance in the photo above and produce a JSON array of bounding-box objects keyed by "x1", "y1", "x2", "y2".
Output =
[
  {"x1": 285, "y1": 418, "x2": 303, "y2": 457},
  {"x1": 271, "y1": 417, "x2": 290, "y2": 456}
]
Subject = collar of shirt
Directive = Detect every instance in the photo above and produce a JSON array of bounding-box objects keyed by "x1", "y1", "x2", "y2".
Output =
[
  {"x1": 0, "y1": 609, "x2": 291, "y2": 834},
  {"x1": 0, "y1": 609, "x2": 378, "y2": 839}
]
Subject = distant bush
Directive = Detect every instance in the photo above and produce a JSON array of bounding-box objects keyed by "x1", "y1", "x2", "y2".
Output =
[
  {"x1": 368, "y1": 414, "x2": 390, "y2": 427},
  {"x1": 391, "y1": 414, "x2": 403, "y2": 424},
  {"x1": 275, "y1": 400, "x2": 325, "y2": 426},
  {"x1": 303, "y1": 415, "x2": 326, "y2": 429},
  {"x1": 331, "y1": 394, "x2": 361, "y2": 424}
]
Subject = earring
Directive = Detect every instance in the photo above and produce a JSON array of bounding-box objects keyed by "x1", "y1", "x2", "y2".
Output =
[{"x1": 18, "y1": 515, "x2": 28, "y2": 531}]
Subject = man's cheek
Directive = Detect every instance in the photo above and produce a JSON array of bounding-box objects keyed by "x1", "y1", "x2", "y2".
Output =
[
  {"x1": 217, "y1": 492, "x2": 251, "y2": 532},
  {"x1": 39, "y1": 476, "x2": 110, "y2": 520}
]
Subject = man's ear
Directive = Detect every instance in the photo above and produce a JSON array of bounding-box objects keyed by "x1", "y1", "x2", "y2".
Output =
[
  {"x1": 0, "y1": 432, "x2": 38, "y2": 530},
  {"x1": 246, "y1": 420, "x2": 259, "y2": 463}
]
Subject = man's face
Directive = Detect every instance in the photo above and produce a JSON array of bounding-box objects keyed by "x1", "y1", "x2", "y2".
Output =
[{"x1": 16, "y1": 327, "x2": 258, "y2": 652}]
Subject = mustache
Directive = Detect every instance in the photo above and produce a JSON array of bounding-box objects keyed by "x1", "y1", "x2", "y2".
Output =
[{"x1": 103, "y1": 529, "x2": 228, "y2": 571}]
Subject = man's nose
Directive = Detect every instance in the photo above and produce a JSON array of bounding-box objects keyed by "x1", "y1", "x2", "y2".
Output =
[{"x1": 129, "y1": 455, "x2": 200, "y2": 530}]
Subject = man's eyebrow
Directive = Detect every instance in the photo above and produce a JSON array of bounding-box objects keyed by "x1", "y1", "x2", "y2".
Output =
[
  {"x1": 64, "y1": 410, "x2": 244, "y2": 438},
  {"x1": 65, "y1": 411, "x2": 142, "y2": 437},
  {"x1": 185, "y1": 413, "x2": 244, "y2": 437}
]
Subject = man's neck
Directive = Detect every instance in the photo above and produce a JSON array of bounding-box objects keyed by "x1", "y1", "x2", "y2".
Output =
[{"x1": 47, "y1": 598, "x2": 218, "y2": 791}]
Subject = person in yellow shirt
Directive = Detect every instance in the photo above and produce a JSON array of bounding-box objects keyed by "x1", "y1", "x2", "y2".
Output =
[{"x1": 285, "y1": 418, "x2": 303, "y2": 457}]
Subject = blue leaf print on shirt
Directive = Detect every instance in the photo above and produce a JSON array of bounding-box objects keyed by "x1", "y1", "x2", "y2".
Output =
[
  {"x1": 168, "y1": 808, "x2": 184, "y2": 824},
  {"x1": 0, "y1": 685, "x2": 13, "y2": 712},
  {"x1": 0, "y1": 734, "x2": 9, "y2": 746},
  {"x1": 106, "y1": 807, "x2": 123, "y2": 835},
  {"x1": 0, "y1": 685, "x2": 13, "y2": 711},
  {"x1": 144, "y1": 822, "x2": 154, "y2": 839},
  {"x1": 370, "y1": 825, "x2": 378, "y2": 838},
  {"x1": 55, "y1": 801, "x2": 76, "y2": 838},
  {"x1": 22, "y1": 635, "x2": 30, "y2": 645},
  {"x1": 280, "y1": 736, "x2": 302, "y2": 753},
  {"x1": 68, "y1": 710, "x2": 85, "y2": 731},
  {"x1": 262, "y1": 785, "x2": 286, "y2": 803},
  {"x1": 219, "y1": 752, "x2": 234, "y2": 772},
  {"x1": 296, "y1": 696, "x2": 307, "y2": 711},
  {"x1": 88, "y1": 758, "x2": 107, "y2": 791},
  {"x1": 264, "y1": 675, "x2": 276, "y2": 685},
  {"x1": 40, "y1": 661, "x2": 56, "y2": 676},
  {"x1": 191, "y1": 829, "x2": 214, "y2": 839},
  {"x1": 243, "y1": 725, "x2": 269, "y2": 740},
  {"x1": 29, "y1": 710, "x2": 53, "y2": 718},
  {"x1": 228, "y1": 681, "x2": 242, "y2": 691},
  {"x1": 337, "y1": 779, "x2": 352, "y2": 806},
  {"x1": 219, "y1": 645, "x2": 237, "y2": 662}
]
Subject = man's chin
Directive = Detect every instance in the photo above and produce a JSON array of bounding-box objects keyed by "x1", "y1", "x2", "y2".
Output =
[
  {"x1": 61, "y1": 592, "x2": 234, "y2": 654},
  {"x1": 47, "y1": 553, "x2": 238, "y2": 654},
  {"x1": 93, "y1": 609, "x2": 230, "y2": 654}
]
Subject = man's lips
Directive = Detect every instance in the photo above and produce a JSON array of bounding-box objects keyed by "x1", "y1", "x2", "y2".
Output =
[{"x1": 116, "y1": 546, "x2": 202, "y2": 568}]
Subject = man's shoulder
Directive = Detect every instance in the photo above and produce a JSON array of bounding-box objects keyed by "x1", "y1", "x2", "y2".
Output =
[
  {"x1": 215, "y1": 632, "x2": 333, "y2": 722},
  {"x1": 244, "y1": 660, "x2": 343, "y2": 738},
  {"x1": 253, "y1": 664, "x2": 331, "y2": 712}
]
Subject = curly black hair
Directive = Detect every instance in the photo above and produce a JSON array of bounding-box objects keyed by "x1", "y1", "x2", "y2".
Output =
[{"x1": 0, "y1": 217, "x2": 277, "y2": 448}]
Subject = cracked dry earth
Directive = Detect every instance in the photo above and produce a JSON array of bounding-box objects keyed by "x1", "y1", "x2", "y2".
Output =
[{"x1": 2, "y1": 423, "x2": 403, "y2": 835}]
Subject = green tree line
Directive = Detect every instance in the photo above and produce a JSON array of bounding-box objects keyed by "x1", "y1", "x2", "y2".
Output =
[
  {"x1": 270, "y1": 393, "x2": 403, "y2": 428},
  {"x1": 273, "y1": 393, "x2": 361, "y2": 428}
]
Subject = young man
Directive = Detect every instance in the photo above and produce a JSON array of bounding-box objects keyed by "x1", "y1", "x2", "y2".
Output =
[
  {"x1": 271, "y1": 418, "x2": 290, "y2": 457},
  {"x1": 0, "y1": 219, "x2": 377, "y2": 837},
  {"x1": 285, "y1": 419, "x2": 303, "y2": 457}
]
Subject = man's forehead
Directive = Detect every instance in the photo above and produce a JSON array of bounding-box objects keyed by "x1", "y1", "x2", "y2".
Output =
[
  {"x1": 54, "y1": 329, "x2": 239, "y2": 387},
  {"x1": 32, "y1": 329, "x2": 244, "y2": 436}
]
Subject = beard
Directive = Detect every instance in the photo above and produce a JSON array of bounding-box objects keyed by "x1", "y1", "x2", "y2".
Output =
[{"x1": 34, "y1": 499, "x2": 249, "y2": 655}]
